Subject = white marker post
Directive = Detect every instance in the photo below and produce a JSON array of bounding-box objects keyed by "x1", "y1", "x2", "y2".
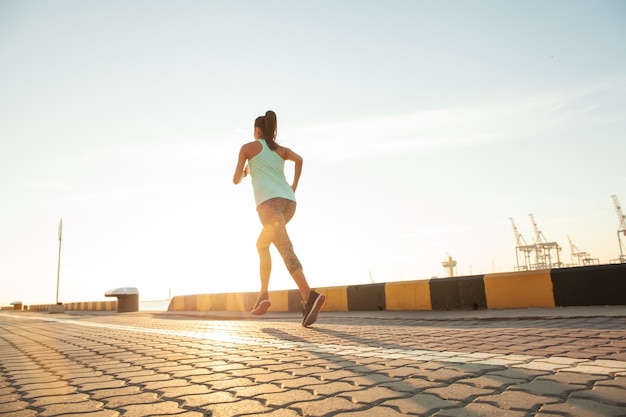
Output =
[{"x1": 56, "y1": 218, "x2": 62, "y2": 305}]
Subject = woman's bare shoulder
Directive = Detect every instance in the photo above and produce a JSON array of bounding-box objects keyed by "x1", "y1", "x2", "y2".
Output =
[
  {"x1": 242, "y1": 140, "x2": 262, "y2": 158},
  {"x1": 276, "y1": 145, "x2": 301, "y2": 161}
]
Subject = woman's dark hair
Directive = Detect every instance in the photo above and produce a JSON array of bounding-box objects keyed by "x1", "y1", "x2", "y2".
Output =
[{"x1": 254, "y1": 110, "x2": 278, "y2": 151}]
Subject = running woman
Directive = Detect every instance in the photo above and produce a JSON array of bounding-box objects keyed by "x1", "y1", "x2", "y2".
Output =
[{"x1": 232, "y1": 110, "x2": 326, "y2": 327}]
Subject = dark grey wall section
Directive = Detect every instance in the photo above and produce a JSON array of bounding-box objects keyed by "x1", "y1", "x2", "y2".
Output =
[
  {"x1": 552, "y1": 264, "x2": 626, "y2": 307},
  {"x1": 347, "y1": 283, "x2": 386, "y2": 311},
  {"x1": 430, "y1": 275, "x2": 487, "y2": 310},
  {"x1": 288, "y1": 290, "x2": 305, "y2": 312}
]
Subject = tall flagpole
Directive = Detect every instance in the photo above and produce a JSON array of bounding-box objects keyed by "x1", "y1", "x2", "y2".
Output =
[{"x1": 56, "y1": 218, "x2": 62, "y2": 305}]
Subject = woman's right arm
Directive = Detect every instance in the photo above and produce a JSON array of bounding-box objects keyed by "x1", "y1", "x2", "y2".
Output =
[
  {"x1": 283, "y1": 148, "x2": 303, "y2": 192},
  {"x1": 232, "y1": 145, "x2": 249, "y2": 185}
]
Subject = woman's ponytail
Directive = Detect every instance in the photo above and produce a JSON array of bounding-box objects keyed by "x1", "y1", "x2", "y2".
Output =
[
  {"x1": 253, "y1": 110, "x2": 278, "y2": 151},
  {"x1": 263, "y1": 110, "x2": 278, "y2": 151}
]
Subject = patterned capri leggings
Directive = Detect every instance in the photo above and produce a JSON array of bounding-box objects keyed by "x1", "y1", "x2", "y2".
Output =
[{"x1": 256, "y1": 197, "x2": 303, "y2": 274}]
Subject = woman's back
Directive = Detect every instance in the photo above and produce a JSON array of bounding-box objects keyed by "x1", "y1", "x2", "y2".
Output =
[{"x1": 249, "y1": 139, "x2": 295, "y2": 206}]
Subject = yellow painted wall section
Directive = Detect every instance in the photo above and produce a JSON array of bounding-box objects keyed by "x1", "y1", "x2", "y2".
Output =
[
  {"x1": 193, "y1": 293, "x2": 229, "y2": 311},
  {"x1": 317, "y1": 287, "x2": 348, "y2": 312},
  {"x1": 196, "y1": 294, "x2": 213, "y2": 311},
  {"x1": 226, "y1": 293, "x2": 248, "y2": 312},
  {"x1": 484, "y1": 270, "x2": 555, "y2": 309},
  {"x1": 268, "y1": 291, "x2": 290, "y2": 312},
  {"x1": 385, "y1": 281, "x2": 432, "y2": 311},
  {"x1": 169, "y1": 296, "x2": 185, "y2": 311}
]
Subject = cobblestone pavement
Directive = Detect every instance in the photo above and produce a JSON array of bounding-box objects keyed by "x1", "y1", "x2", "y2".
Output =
[{"x1": 1, "y1": 309, "x2": 625, "y2": 417}]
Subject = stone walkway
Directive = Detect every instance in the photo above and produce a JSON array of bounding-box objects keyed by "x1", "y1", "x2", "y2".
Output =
[{"x1": 1, "y1": 308, "x2": 625, "y2": 416}]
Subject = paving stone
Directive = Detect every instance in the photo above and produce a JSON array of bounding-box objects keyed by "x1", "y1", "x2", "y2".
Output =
[
  {"x1": 257, "y1": 388, "x2": 317, "y2": 407},
  {"x1": 539, "y1": 371, "x2": 607, "y2": 387},
  {"x1": 38, "y1": 399, "x2": 105, "y2": 416},
  {"x1": 342, "y1": 373, "x2": 398, "y2": 387},
  {"x1": 242, "y1": 408, "x2": 302, "y2": 417},
  {"x1": 63, "y1": 411, "x2": 120, "y2": 417},
  {"x1": 346, "y1": 363, "x2": 393, "y2": 375},
  {"x1": 452, "y1": 362, "x2": 501, "y2": 374},
  {"x1": 120, "y1": 400, "x2": 199, "y2": 417},
  {"x1": 16, "y1": 380, "x2": 70, "y2": 392},
  {"x1": 288, "y1": 365, "x2": 329, "y2": 377},
  {"x1": 204, "y1": 363, "x2": 248, "y2": 373},
  {"x1": 424, "y1": 368, "x2": 474, "y2": 383},
  {"x1": 310, "y1": 369, "x2": 357, "y2": 381},
  {"x1": 595, "y1": 376, "x2": 626, "y2": 389},
  {"x1": 277, "y1": 376, "x2": 321, "y2": 389},
  {"x1": 457, "y1": 374, "x2": 516, "y2": 390},
  {"x1": 231, "y1": 382, "x2": 284, "y2": 398},
  {"x1": 88, "y1": 386, "x2": 142, "y2": 400},
  {"x1": 171, "y1": 368, "x2": 213, "y2": 378},
  {"x1": 158, "y1": 383, "x2": 211, "y2": 398},
  {"x1": 208, "y1": 377, "x2": 256, "y2": 391},
  {"x1": 30, "y1": 393, "x2": 91, "y2": 407},
  {"x1": 114, "y1": 369, "x2": 157, "y2": 379},
  {"x1": 291, "y1": 396, "x2": 363, "y2": 416},
  {"x1": 381, "y1": 377, "x2": 446, "y2": 393},
  {"x1": 434, "y1": 402, "x2": 529, "y2": 417},
  {"x1": 338, "y1": 405, "x2": 408, "y2": 416},
  {"x1": 536, "y1": 398, "x2": 626, "y2": 417},
  {"x1": 304, "y1": 381, "x2": 362, "y2": 396},
  {"x1": 225, "y1": 367, "x2": 269, "y2": 379},
  {"x1": 475, "y1": 389, "x2": 561, "y2": 412},
  {"x1": 179, "y1": 391, "x2": 239, "y2": 408},
  {"x1": 124, "y1": 373, "x2": 171, "y2": 385},
  {"x1": 102, "y1": 392, "x2": 158, "y2": 410},
  {"x1": 0, "y1": 389, "x2": 17, "y2": 400},
  {"x1": 0, "y1": 409, "x2": 37, "y2": 417},
  {"x1": 140, "y1": 378, "x2": 188, "y2": 391},
  {"x1": 507, "y1": 378, "x2": 585, "y2": 398},
  {"x1": 9, "y1": 375, "x2": 59, "y2": 386},
  {"x1": 384, "y1": 365, "x2": 425, "y2": 378},
  {"x1": 253, "y1": 371, "x2": 294, "y2": 384},
  {"x1": 382, "y1": 392, "x2": 463, "y2": 415},
  {"x1": 487, "y1": 368, "x2": 549, "y2": 381},
  {"x1": 339, "y1": 385, "x2": 406, "y2": 405},
  {"x1": 21, "y1": 385, "x2": 78, "y2": 399},
  {"x1": 262, "y1": 363, "x2": 303, "y2": 373},
  {"x1": 570, "y1": 385, "x2": 626, "y2": 406},
  {"x1": 46, "y1": 364, "x2": 87, "y2": 373},
  {"x1": 599, "y1": 352, "x2": 626, "y2": 362},
  {"x1": 0, "y1": 399, "x2": 30, "y2": 413},
  {"x1": 424, "y1": 382, "x2": 494, "y2": 402},
  {"x1": 77, "y1": 379, "x2": 127, "y2": 392},
  {"x1": 200, "y1": 398, "x2": 272, "y2": 417},
  {"x1": 188, "y1": 371, "x2": 232, "y2": 385}
]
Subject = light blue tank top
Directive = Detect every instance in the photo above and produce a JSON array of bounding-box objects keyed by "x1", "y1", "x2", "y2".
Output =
[{"x1": 249, "y1": 139, "x2": 296, "y2": 206}]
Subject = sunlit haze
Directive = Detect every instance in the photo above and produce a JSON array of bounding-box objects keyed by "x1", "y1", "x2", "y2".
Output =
[{"x1": 1, "y1": 1, "x2": 625, "y2": 306}]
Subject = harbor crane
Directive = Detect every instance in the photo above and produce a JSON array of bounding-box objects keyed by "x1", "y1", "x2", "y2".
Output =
[
  {"x1": 567, "y1": 235, "x2": 599, "y2": 266},
  {"x1": 510, "y1": 217, "x2": 534, "y2": 271},
  {"x1": 528, "y1": 214, "x2": 562, "y2": 269},
  {"x1": 611, "y1": 195, "x2": 626, "y2": 263}
]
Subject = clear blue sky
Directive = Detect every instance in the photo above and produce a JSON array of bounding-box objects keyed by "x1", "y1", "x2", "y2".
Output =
[{"x1": 1, "y1": 0, "x2": 625, "y2": 306}]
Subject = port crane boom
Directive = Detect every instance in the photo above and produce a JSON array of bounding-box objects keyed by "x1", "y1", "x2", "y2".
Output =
[{"x1": 611, "y1": 195, "x2": 626, "y2": 263}]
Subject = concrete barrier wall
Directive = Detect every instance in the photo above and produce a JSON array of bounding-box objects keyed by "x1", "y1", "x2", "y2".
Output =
[
  {"x1": 17, "y1": 264, "x2": 625, "y2": 314},
  {"x1": 168, "y1": 264, "x2": 626, "y2": 313},
  {"x1": 29, "y1": 301, "x2": 117, "y2": 312}
]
